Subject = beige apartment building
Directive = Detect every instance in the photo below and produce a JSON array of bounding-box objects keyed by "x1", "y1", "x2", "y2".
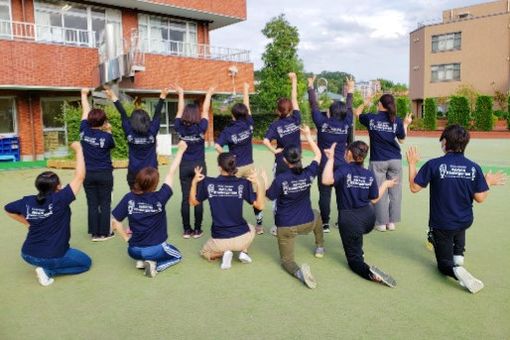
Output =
[{"x1": 409, "y1": 0, "x2": 510, "y2": 116}]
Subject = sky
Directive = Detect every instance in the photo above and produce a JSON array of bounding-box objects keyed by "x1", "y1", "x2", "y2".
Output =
[{"x1": 210, "y1": 0, "x2": 486, "y2": 84}]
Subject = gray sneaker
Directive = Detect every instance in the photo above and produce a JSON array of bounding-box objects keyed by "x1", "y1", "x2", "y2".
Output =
[
  {"x1": 299, "y1": 264, "x2": 317, "y2": 289},
  {"x1": 143, "y1": 260, "x2": 157, "y2": 278},
  {"x1": 369, "y1": 266, "x2": 397, "y2": 288},
  {"x1": 314, "y1": 247, "x2": 325, "y2": 258},
  {"x1": 453, "y1": 266, "x2": 484, "y2": 294}
]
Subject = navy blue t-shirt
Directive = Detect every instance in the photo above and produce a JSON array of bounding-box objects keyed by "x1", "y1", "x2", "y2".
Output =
[
  {"x1": 197, "y1": 176, "x2": 256, "y2": 239},
  {"x1": 80, "y1": 120, "x2": 115, "y2": 172},
  {"x1": 313, "y1": 111, "x2": 352, "y2": 169},
  {"x1": 4, "y1": 185, "x2": 75, "y2": 258},
  {"x1": 115, "y1": 100, "x2": 163, "y2": 174},
  {"x1": 266, "y1": 161, "x2": 319, "y2": 227},
  {"x1": 264, "y1": 110, "x2": 302, "y2": 168},
  {"x1": 359, "y1": 112, "x2": 405, "y2": 161},
  {"x1": 175, "y1": 118, "x2": 208, "y2": 162},
  {"x1": 216, "y1": 116, "x2": 254, "y2": 167},
  {"x1": 112, "y1": 184, "x2": 173, "y2": 247},
  {"x1": 333, "y1": 163, "x2": 379, "y2": 210},
  {"x1": 414, "y1": 153, "x2": 489, "y2": 231}
]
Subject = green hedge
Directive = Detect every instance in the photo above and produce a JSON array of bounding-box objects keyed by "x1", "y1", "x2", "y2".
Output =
[
  {"x1": 423, "y1": 98, "x2": 437, "y2": 130},
  {"x1": 64, "y1": 102, "x2": 142, "y2": 160},
  {"x1": 448, "y1": 96, "x2": 470, "y2": 128},
  {"x1": 396, "y1": 96, "x2": 410, "y2": 119},
  {"x1": 508, "y1": 95, "x2": 510, "y2": 130},
  {"x1": 474, "y1": 96, "x2": 493, "y2": 131}
]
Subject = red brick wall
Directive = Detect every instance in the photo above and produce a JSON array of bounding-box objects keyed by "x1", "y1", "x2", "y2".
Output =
[
  {"x1": 143, "y1": 0, "x2": 246, "y2": 19},
  {"x1": 10, "y1": 0, "x2": 35, "y2": 23},
  {"x1": 122, "y1": 9, "x2": 139, "y2": 44},
  {"x1": 15, "y1": 95, "x2": 44, "y2": 159}
]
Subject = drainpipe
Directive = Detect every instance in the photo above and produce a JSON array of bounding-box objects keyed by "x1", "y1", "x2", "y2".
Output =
[
  {"x1": 21, "y1": 0, "x2": 26, "y2": 21},
  {"x1": 28, "y1": 94, "x2": 36, "y2": 161}
]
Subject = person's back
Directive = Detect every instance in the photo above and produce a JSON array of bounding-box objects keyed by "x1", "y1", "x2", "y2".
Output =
[
  {"x1": 80, "y1": 120, "x2": 115, "y2": 171},
  {"x1": 334, "y1": 163, "x2": 379, "y2": 210},
  {"x1": 360, "y1": 111, "x2": 405, "y2": 161},
  {"x1": 217, "y1": 116, "x2": 254, "y2": 167},
  {"x1": 175, "y1": 118, "x2": 208, "y2": 162}
]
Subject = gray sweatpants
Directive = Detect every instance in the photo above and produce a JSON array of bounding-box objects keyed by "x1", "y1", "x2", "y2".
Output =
[{"x1": 369, "y1": 160, "x2": 402, "y2": 226}]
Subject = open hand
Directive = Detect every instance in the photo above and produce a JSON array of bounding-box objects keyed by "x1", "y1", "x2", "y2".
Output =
[
  {"x1": 169, "y1": 83, "x2": 184, "y2": 95},
  {"x1": 485, "y1": 171, "x2": 507, "y2": 186},
  {"x1": 288, "y1": 72, "x2": 297, "y2": 81},
  {"x1": 307, "y1": 75, "x2": 316, "y2": 88},
  {"x1": 406, "y1": 146, "x2": 420, "y2": 165},
  {"x1": 404, "y1": 112, "x2": 413, "y2": 126},
  {"x1": 346, "y1": 76, "x2": 355, "y2": 93}
]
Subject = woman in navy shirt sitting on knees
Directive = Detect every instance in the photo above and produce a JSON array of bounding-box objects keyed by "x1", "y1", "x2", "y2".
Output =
[
  {"x1": 322, "y1": 141, "x2": 398, "y2": 287},
  {"x1": 355, "y1": 94, "x2": 412, "y2": 232},
  {"x1": 307, "y1": 75, "x2": 354, "y2": 233},
  {"x1": 266, "y1": 125, "x2": 324, "y2": 289},
  {"x1": 80, "y1": 88, "x2": 116, "y2": 242},
  {"x1": 4, "y1": 142, "x2": 91, "y2": 287},
  {"x1": 189, "y1": 153, "x2": 266, "y2": 270},
  {"x1": 215, "y1": 82, "x2": 265, "y2": 235},
  {"x1": 174, "y1": 84, "x2": 215, "y2": 239},
  {"x1": 111, "y1": 141, "x2": 187, "y2": 278},
  {"x1": 407, "y1": 125, "x2": 506, "y2": 293},
  {"x1": 106, "y1": 87, "x2": 170, "y2": 189}
]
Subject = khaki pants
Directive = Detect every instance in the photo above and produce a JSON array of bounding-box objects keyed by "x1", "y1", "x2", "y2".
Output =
[
  {"x1": 276, "y1": 210, "x2": 324, "y2": 275},
  {"x1": 236, "y1": 163, "x2": 255, "y2": 179},
  {"x1": 201, "y1": 225, "x2": 256, "y2": 261}
]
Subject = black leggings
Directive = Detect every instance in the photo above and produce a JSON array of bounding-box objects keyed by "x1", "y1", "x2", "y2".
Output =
[
  {"x1": 84, "y1": 170, "x2": 113, "y2": 236},
  {"x1": 180, "y1": 159, "x2": 207, "y2": 232},
  {"x1": 338, "y1": 205, "x2": 376, "y2": 281},
  {"x1": 431, "y1": 228, "x2": 466, "y2": 279}
]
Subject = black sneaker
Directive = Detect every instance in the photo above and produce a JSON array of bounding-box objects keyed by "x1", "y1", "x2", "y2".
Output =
[
  {"x1": 193, "y1": 229, "x2": 204, "y2": 239},
  {"x1": 92, "y1": 233, "x2": 115, "y2": 242},
  {"x1": 322, "y1": 224, "x2": 331, "y2": 233},
  {"x1": 183, "y1": 229, "x2": 193, "y2": 239},
  {"x1": 369, "y1": 266, "x2": 397, "y2": 288}
]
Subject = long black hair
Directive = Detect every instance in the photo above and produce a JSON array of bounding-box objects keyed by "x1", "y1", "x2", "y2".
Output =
[
  {"x1": 218, "y1": 152, "x2": 238, "y2": 176},
  {"x1": 329, "y1": 100, "x2": 348, "y2": 121},
  {"x1": 130, "y1": 109, "x2": 151, "y2": 135},
  {"x1": 347, "y1": 141, "x2": 369, "y2": 165},
  {"x1": 35, "y1": 171, "x2": 60, "y2": 204},
  {"x1": 283, "y1": 145, "x2": 303, "y2": 175},
  {"x1": 379, "y1": 94, "x2": 397, "y2": 123}
]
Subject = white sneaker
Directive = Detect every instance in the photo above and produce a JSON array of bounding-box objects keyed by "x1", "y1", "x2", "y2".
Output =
[
  {"x1": 387, "y1": 223, "x2": 396, "y2": 231},
  {"x1": 453, "y1": 255, "x2": 465, "y2": 266},
  {"x1": 143, "y1": 260, "x2": 157, "y2": 278},
  {"x1": 238, "y1": 252, "x2": 252, "y2": 264},
  {"x1": 299, "y1": 264, "x2": 317, "y2": 289},
  {"x1": 221, "y1": 250, "x2": 233, "y2": 270},
  {"x1": 35, "y1": 267, "x2": 54, "y2": 287},
  {"x1": 270, "y1": 226, "x2": 278, "y2": 237},
  {"x1": 369, "y1": 266, "x2": 397, "y2": 288},
  {"x1": 375, "y1": 225, "x2": 386, "y2": 232},
  {"x1": 453, "y1": 266, "x2": 484, "y2": 294},
  {"x1": 135, "y1": 260, "x2": 144, "y2": 269}
]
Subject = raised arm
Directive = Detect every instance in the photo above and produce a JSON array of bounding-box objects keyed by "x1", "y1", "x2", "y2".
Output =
[
  {"x1": 346, "y1": 76, "x2": 354, "y2": 111},
  {"x1": 214, "y1": 143, "x2": 224, "y2": 154},
  {"x1": 171, "y1": 84, "x2": 185, "y2": 119},
  {"x1": 354, "y1": 95, "x2": 372, "y2": 118},
  {"x1": 406, "y1": 146, "x2": 424, "y2": 193},
  {"x1": 371, "y1": 179, "x2": 398, "y2": 204},
  {"x1": 81, "y1": 88, "x2": 91, "y2": 121},
  {"x1": 189, "y1": 166, "x2": 205, "y2": 207},
  {"x1": 247, "y1": 169, "x2": 265, "y2": 211},
  {"x1": 301, "y1": 125, "x2": 321, "y2": 164},
  {"x1": 105, "y1": 88, "x2": 129, "y2": 124},
  {"x1": 164, "y1": 141, "x2": 187, "y2": 188},
  {"x1": 243, "y1": 82, "x2": 252, "y2": 115},
  {"x1": 69, "y1": 142, "x2": 86, "y2": 196},
  {"x1": 474, "y1": 172, "x2": 506, "y2": 203},
  {"x1": 153, "y1": 88, "x2": 168, "y2": 124},
  {"x1": 321, "y1": 143, "x2": 336, "y2": 186},
  {"x1": 307, "y1": 76, "x2": 319, "y2": 113},
  {"x1": 201, "y1": 86, "x2": 215, "y2": 120},
  {"x1": 289, "y1": 72, "x2": 299, "y2": 111}
]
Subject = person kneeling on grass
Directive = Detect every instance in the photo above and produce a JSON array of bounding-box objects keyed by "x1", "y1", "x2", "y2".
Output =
[
  {"x1": 407, "y1": 124, "x2": 506, "y2": 294},
  {"x1": 111, "y1": 141, "x2": 187, "y2": 278},
  {"x1": 322, "y1": 141, "x2": 398, "y2": 288},
  {"x1": 189, "y1": 153, "x2": 266, "y2": 270},
  {"x1": 4, "y1": 142, "x2": 91, "y2": 287},
  {"x1": 265, "y1": 125, "x2": 324, "y2": 289}
]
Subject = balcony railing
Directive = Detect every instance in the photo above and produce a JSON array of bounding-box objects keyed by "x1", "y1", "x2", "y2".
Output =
[
  {"x1": 0, "y1": 20, "x2": 96, "y2": 47},
  {"x1": 141, "y1": 38, "x2": 251, "y2": 63}
]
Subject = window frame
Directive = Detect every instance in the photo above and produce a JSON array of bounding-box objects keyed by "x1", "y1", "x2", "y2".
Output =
[
  {"x1": 430, "y1": 63, "x2": 461, "y2": 83},
  {"x1": 0, "y1": 96, "x2": 17, "y2": 136},
  {"x1": 0, "y1": 0, "x2": 13, "y2": 39},
  {"x1": 40, "y1": 97, "x2": 79, "y2": 158},
  {"x1": 431, "y1": 32, "x2": 461, "y2": 53}
]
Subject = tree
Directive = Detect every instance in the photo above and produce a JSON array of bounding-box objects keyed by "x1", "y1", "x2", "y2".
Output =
[
  {"x1": 377, "y1": 78, "x2": 408, "y2": 93},
  {"x1": 453, "y1": 84, "x2": 479, "y2": 113},
  {"x1": 423, "y1": 98, "x2": 437, "y2": 130},
  {"x1": 474, "y1": 96, "x2": 493, "y2": 131},
  {"x1": 448, "y1": 96, "x2": 470, "y2": 128},
  {"x1": 253, "y1": 14, "x2": 306, "y2": 114},
  {"x1": 396, "y1": 96, "x2": 411, "y2": 119}
]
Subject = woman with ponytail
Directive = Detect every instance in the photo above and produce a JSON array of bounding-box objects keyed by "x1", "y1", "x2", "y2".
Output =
[
  {"x1": 265, "y1": 125, "x2": 324, "y2": 289},
  {"x1": 4, "y1": 142, "x2": 91, "y2": 286},
  {"x1": 354, "y1": 94, "x2": 412, "y2": 232},
  {"x1": 189, "y1": 153, "x2": 266, "y2": 270}
]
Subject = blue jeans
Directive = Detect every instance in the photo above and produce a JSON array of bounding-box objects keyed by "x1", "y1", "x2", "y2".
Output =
[
  {"x1": 21, "y1": 248, "x2": 92, "y2": 278},
  {"x1": 128, "y1": 242, "x2": 182, "y2": 272}
]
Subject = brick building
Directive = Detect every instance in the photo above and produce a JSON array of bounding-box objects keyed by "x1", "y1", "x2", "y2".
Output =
[{"x1": 0, "y1": 0, "x2": 253, "y2": 160}]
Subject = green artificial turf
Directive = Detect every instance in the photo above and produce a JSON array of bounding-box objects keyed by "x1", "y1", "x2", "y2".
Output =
[{"x1": 0, "y1": 137, "x2": 509, "y2": 339}]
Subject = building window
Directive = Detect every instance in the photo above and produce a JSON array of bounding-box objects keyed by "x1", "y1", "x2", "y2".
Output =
[
  {"x1": 0, "y1": 98, "x2": 16, "y2": 135},
  {"x1": 432, "y1": 32, "x2": 461, "y2": 52},
  {"x1": 41, "y1": 98, "x2": 79, "y2": 158},
  {"x1": 138, "y1": 14, "x2": 198, "y2": 56},
  {"x1": 0, "y1": 0, "x2": 11, "y2": 38},
  {"x1": 34, "y1": 0, "x2": 121, "y2": 48},
  {"x1": 431, "y1": 63, "x2": 461, "y2": 82}
]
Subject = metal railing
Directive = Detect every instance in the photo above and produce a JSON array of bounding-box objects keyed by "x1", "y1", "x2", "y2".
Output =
[
  {"x1": 0, "y1": 20, "x2": 96, "y2": 47},
  {"x1": 141, "y1": 38, "x2": 251, "y2": 63}
]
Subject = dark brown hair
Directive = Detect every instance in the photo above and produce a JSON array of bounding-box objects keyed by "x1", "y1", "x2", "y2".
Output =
[
  {"x1": 440, "y1": 124, "x2": 470, "y2": 153},
  {"x1": 182, "y1": 103, "x2": 201, "y2": 126},
  {"x1": 88, "y1": 109, "x2": 107, "y2": 128},
  {"x1": 35, "y1": 171, "x2": 60, "y2": 204},
  {"x1": 379, "y1": 94, "x2": 397, "y2": 123},
  {"x1": 347, "y1": 141, "x2": 369, "y2": 165},
  {"x1": 218, "y1": 152, "x2": 238, "y2": 176},
  {"x1": 132, "y1": 167, "x2": 160, "y2": 194},
  {"x1": 232, "y1": 103, "x2": 249, "y2": 121},
  {"x1": 277, "y1": 98, "x2": 293, "y2": 118},
  {"x1": 283, "y1": 145, "x2": 303, "y2": 174},
  {"x1": 130, "y1": 109, "x2": 151, "y2": 135}
]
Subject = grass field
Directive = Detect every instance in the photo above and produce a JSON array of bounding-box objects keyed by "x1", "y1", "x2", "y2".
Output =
[{"x1": 1, "y1": 137, "x2": 509, "y2": 339}]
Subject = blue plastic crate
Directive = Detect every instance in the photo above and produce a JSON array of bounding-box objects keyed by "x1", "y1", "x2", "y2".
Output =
[{"x1": 0, "y1": 136, "x2": 20, "y2": 162}]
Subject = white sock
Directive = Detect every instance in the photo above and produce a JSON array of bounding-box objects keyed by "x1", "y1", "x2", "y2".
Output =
[
  {"x1": 238, "y1": 252, "x2": 252, "y2": 264},
  {"x1": 221, "y1": 251, "x2": 233, "y2": 270},
  {"x1": 35, "y1": 267, "x2": 54, "y2": 287}
]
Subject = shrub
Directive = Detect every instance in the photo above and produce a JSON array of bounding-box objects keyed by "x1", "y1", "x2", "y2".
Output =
[
  {"x1": 473, "y1": 95, "x2": 493, "y2": 131},
  {"x1": 447, "y1": 96, "x2": 470, "y2": 128},
  {"x1": 396, "y1": 96, "x2": 411, "y2": 119},
  {"x1": 493, "y1": 110, "x2": 507, "y2": 119},
  {"x1": 508, "y1": 95, "x2": 510, "y2": 130},
  {"x1": 423, "y1": 98, "x2": 437, "y2": 130},
  {"x1": 409, "y1": 117, "x2": 425, "y2": 131}
]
